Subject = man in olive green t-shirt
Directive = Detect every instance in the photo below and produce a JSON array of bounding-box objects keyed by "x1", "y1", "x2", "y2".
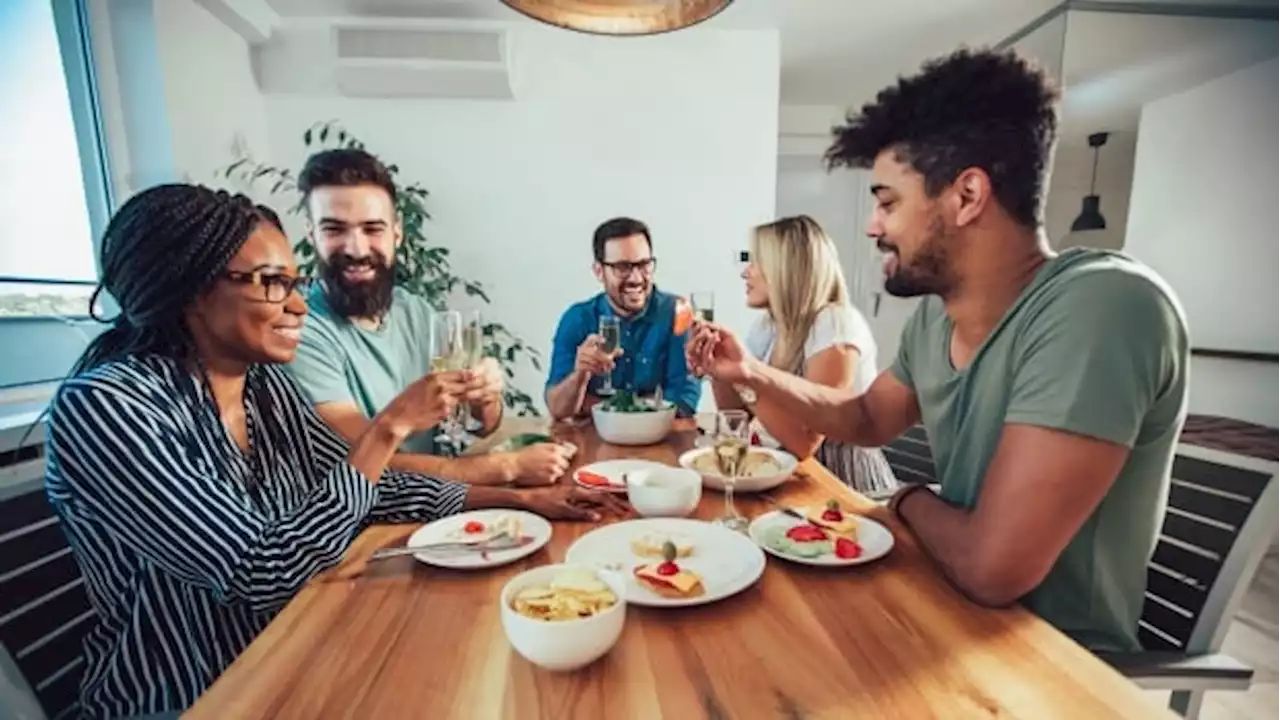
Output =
[{"x1": 688, "y1": 49, "x2": 1188, "y2": 653}]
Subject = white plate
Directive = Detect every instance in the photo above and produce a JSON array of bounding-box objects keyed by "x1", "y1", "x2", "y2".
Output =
[
  {"x1": 564, "y1": 518, "x2": 767, "y2": 607},
  {"x1": 677, "y1": 446, "x2": 798, "y2": 494},
  {"x1": 572, "y1": 459, "x2": 666, "y2": 494},
  {"x1": 406, "y1": 510, "x2": 552, "y2": 570},
  {"x1": 748, "y1": 509, "x2": 894, "y2": 567}
]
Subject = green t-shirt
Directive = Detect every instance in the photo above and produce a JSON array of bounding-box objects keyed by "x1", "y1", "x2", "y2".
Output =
[
  {"x1": 287, "y1": 286, "x2": 440, "y2": 454},
  {"x1": 891, "y1": 247, "x2": 1189, "y2": 652}
]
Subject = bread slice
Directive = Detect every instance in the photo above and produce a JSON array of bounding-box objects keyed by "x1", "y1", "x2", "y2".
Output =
[{"x1": 630, "y1": 533, "x2": 695, "y2": 559}]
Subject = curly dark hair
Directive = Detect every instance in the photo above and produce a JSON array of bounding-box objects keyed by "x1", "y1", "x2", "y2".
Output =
[
  {"x1": 297, "y1": 148, "x2": 397, "y2": 208},
  {"x1": 825, "y1": 48, "x2": 1059, "y2": 228}
]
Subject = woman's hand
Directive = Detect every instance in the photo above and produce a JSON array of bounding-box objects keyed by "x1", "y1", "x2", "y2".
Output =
[
  {"x1": 686, "y1": 322, "x2": 754, "y2": 383},
  {"x1": 383, "y1": 371, "x2": 468, "y2": 437},
  {"x1": 520, "y1": 485, "x2": 632, "y2": 522}
]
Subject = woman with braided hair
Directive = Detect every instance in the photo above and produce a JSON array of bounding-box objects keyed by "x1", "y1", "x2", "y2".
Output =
[{"x1": 44, "y1": 184, "x2": 624, "y2": 719}]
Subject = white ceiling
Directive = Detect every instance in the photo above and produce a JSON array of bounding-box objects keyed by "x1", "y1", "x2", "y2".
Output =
[{"x1": 263, "y1": 0, "x2": 1278, "y2": 133}]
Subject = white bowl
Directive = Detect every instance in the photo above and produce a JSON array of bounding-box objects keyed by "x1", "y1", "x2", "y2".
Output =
[
  {"x1": 677, "y1": 446, "x2": 799, "y2": 494},
  {"x1": 625, "y1": 467, "x2": 702, "y2": 517},
  {"x1": 499, "y1": 564, "x2": 627, "y2": 672},
  {"x1": 591, "y1": 402, "x2": 675, "y2": 446}
]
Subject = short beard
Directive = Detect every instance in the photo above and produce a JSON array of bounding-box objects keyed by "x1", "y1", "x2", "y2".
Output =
[
  {"x1": 320, "y1": 251, "x2": 396, "y2": 319},
  {"x1": 883, "y1": 214, "x2": 953, "y2": 298}
]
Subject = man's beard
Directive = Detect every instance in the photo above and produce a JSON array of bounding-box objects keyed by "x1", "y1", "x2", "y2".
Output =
[
  {"x1": 320, "y1": 251, "x2": 396, "y2": 319},
  {"x1": 881, "y1": 214, "x2": 953, "y2": 298},
  {"x1": 608, "y1": 280, "x2": 650, "y2": 314}
]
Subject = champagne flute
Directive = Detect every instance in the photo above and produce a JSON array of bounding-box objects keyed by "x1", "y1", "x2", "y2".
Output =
[
  {"x1": 598, "y1": 316, "x2": 621, "y2": 396},
  {"x1": 691, "y1": 292, "x2": 715, "y2": 323},
  {"x1": 452, "y1": 310, "x2": 484, "y2": 447},
  {"x1": 431, "y1": 311, "x2": 465, "y2": 452},
  {"x1": 712, "y1": 409, "x2": 750, "y2": 532}
]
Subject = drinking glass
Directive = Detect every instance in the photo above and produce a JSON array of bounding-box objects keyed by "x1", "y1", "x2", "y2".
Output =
[
  {"x1": 598, "y1": 315, "x2": 621, "y2": 396},
  {"x1": 712, "y1": 409, "x2": 751, "y2": 532},
  {"x1": 691, "y1": 292, "x2": 715, "y2": 323},
  {"x1": 431, "y1": 310, "x2": 483, "y2": 452}
]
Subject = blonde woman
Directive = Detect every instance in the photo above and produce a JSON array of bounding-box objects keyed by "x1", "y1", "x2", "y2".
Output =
[{"x1": 708, "y1": 215, "x2": 897, "y2": 496}]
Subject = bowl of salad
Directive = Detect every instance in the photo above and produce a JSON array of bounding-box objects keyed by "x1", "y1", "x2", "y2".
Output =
[{"x1": 591, "y1": 391, "x2": 675, "y2": 446}]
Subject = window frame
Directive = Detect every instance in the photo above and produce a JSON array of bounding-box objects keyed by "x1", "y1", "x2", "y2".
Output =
[{"x1": 0, "y1": 0, "x2": 114, "y2": 389}]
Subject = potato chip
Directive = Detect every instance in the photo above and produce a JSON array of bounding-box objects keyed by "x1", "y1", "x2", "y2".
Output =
[{"x1": 510, "y1": 570, "x2": 618, "y2": 622}]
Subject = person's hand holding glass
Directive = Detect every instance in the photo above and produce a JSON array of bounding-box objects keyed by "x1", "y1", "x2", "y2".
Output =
[{"x1": 712, "y1": 409, "x2": 751, "y2": 532}]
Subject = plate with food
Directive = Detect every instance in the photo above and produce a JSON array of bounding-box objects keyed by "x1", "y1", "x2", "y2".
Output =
[
  {"x1": 406, "y1": 510, "x2": 552, "y2": 570},
  {"x1": 748, "y1": 499, "x2": 894, "y2": 567},
  {"x1": 572, "y1": 459, "x2": 667, "y2": 494},
  {"x1": 564, "y1": 518, "x2": 766, "y2": 607},
  {"x1": 678, "y1": 445, "x2": 798, "y2": 493}
]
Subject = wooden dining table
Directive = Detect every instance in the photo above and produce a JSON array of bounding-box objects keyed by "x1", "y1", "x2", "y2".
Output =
[{"x1": 187, "y1": 419, "x2": 1173, "y2": 719}]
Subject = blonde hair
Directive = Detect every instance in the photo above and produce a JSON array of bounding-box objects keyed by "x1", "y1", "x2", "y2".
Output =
[{"x1": 751, "y1": 215, "x2": 851, "y2": 374}]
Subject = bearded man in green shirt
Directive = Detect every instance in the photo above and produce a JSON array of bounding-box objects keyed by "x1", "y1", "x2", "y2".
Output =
[{"x1": 688, "y1": 48, "x2": 1189, "y2": 653}]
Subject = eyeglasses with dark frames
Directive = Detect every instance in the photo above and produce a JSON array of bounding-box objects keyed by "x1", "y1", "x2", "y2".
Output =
[
  {"x1": 600, "y1": 258, "x2": 657, "y2": 277},
  {"x1": 222, "y1": 270, "x2": 314, "y2": 303}
]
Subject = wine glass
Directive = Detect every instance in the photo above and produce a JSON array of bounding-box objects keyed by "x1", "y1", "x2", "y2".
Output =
[
  {"x1": 598, "y1": 315, "x2": 621, "y2": 396},
  {"x1": 691, "y1": 292, "x2": 715, "y2": 323},
  {"x1": 712, "y1": 409, "x2": 751, "y2": 532},
  {"x1": 431, "y1": 310, "x2": 482, "y2": 453}
]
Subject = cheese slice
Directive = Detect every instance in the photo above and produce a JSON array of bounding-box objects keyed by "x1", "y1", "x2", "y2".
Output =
[
  {"x1": 805, "y1": 509, "x2": 858, "y2": 538},
  {"x1": 635, "y1": 565, "x2": 701, "y2": 594}
]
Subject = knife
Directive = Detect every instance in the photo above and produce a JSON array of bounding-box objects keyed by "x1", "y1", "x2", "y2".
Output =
[{"x1": 368, "y1": 535, "x2": 533, "y2": 561}]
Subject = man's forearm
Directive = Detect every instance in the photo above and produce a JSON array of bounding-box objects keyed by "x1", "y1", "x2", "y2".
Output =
[
  {"x1": 894, "y1": 489, "x2": 1009, "y2": 607},
  {"x1": 389, "y1": 450, "x2": 517, "y2": 486},
  {"x1": 742, "y1": 359, "x2": 879, "y2": 445},
  {"x1": 462, "y1": 485, "x2": 531, "y2": 510},
  {"x1": 546, "y1": 371, "x2": 590, "y2": 420}
]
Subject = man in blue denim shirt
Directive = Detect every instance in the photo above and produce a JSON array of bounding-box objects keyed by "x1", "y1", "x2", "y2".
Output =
[{"x1": 545, "y1": 217, "x2": 701, "y2": 419}]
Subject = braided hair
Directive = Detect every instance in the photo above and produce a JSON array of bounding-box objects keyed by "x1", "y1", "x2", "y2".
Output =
[
  {"x1": 62, "y1": 185, "x2": 291, "y2": 498},
  {"x1": 75, "y1": 184, "x2": 271, "y2": 374}
]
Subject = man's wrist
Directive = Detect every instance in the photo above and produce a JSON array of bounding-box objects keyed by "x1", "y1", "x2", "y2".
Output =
[{"x1": 888, "y1": 484, "x2": 931, "y2": 522}]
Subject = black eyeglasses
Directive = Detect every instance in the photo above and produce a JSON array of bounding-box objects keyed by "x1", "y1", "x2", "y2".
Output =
[
  {"x1": 223, "y1": 270, "x2": 314, "y2": 303},
  {"x1": 600, "y1": 258, "x2": 657, "y2": 277}
]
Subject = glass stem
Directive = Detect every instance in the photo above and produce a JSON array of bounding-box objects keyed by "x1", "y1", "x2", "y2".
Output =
[{"x1": 724, "y1": 478, "x2": 735, "y2": 517}]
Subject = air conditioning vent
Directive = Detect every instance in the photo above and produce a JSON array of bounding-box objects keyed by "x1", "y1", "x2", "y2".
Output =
[{"x1": 335, "y1": 27, "x2": 504, "y2": 63}]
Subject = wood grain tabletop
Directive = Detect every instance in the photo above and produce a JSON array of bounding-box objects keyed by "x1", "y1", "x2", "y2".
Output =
[{"x1": 187, "y1": 419, "x2": 1172, "y2": 719}]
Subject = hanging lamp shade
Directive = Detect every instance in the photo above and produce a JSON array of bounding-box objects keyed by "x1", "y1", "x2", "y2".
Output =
[
  {"x1": 1070, "y1": 132, "x2": 1109, "y2": 232},
  {"x1": 500, "y1": 0, "x2": 734, "y2": 36}
]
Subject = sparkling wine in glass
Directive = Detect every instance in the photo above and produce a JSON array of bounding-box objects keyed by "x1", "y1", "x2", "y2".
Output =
[
  {"x1": 598, "y1": 316, "x2": 621, "y2": 396},
  {"x1": 431, "y1": 311, "x2": 466, "y2": 451},
  {"x1": 691, "y1": 291, "x2": 715, "y2": 323},
  {"x1": 713, "y1": 409, "x2": 751, "y2": 532}
]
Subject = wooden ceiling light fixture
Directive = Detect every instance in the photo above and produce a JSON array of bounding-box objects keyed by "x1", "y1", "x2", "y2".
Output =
[{"x1": 501, "y1": 0, "x2": 734, "y2": 36}]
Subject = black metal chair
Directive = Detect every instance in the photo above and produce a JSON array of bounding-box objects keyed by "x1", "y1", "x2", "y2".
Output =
[
  {"x1": 1095, "y1": 443, "x2": 1276, "y2": 719},
  {"x1": 0, "y1": 435, "x2": 94, "y2": 720}
]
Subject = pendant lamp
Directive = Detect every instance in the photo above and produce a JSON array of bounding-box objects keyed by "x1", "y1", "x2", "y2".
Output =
[
  {"x1": 1070, "y1": 132, "x2": 1109, "y2": 232},
  {"x1": 501, "y1": 0, "x2": 734, "y2": 36}
]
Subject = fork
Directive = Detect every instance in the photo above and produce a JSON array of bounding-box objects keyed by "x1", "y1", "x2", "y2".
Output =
[{"x1": 367, "y1": 531, "x2": 516, "y2": 561}]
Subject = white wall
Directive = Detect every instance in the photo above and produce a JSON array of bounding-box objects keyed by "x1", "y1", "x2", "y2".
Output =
[
  {"x1": 153, "y1": 0, "x2": 269, "y2": 188},
  {"x1": 264, "y1": 26, "x2": 780, "y2": 409},
  {"x1": 1125, "y1": 58, "x2": 1278, "y2": 427}
]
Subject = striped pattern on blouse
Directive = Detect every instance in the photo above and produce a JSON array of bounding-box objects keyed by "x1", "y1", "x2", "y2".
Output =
[{"x1": 44, "y1": 355, "x2": 468, "y2": 719}]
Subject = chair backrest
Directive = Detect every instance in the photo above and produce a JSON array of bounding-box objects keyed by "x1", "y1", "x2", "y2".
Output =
[
  {"x1": 0, "y1": 432, "x2": 94, "y2": 720},
  {"x1": 882, "y1": 425, "x2": 936, "y2": 485},
  {"x1": 1140, "y1": 443, "x2": 1277, "y2": 655}
]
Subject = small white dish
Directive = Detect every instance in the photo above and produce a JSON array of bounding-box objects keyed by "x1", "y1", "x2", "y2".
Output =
[
  {"x1": 625, "y1": 467, "x2": 702, "y2": 517},
  {"x1": 747, "y1": 509, "x2": 894, "y2": 567},
  {"x1": 499, "y1": 563, "x2": 627, "y2": 672},
  {"x1": 407, "y1": 510, "x2": 551, "y2": 570},
  {"x1": 678, "y1": 446, "x2": 798, "y2": 494},
  {"x1": 564, "y1": 518, "x2": 766, "y2": 608},
  {"x1": 572, "y1": 459, "x2": 666, "y2": 494}
]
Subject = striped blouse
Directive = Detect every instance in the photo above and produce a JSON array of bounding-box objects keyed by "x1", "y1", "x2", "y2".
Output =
[{"x1": 44, "y1": 355, "x2": 468, "y2": 719}]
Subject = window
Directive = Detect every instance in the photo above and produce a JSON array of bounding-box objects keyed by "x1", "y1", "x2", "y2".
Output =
[{"x1": 0, "y1": 0, "x2": 112, "y2": 387}]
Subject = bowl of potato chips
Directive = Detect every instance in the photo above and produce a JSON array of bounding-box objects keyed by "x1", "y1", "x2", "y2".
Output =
[{"x1": 500, "y1": 564, "x2": 626, "y2": 671}]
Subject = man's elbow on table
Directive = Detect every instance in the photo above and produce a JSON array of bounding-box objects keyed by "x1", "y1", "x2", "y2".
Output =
[{"x1": 952, "y1": 547, "x2": 1053, "y2": 609}]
